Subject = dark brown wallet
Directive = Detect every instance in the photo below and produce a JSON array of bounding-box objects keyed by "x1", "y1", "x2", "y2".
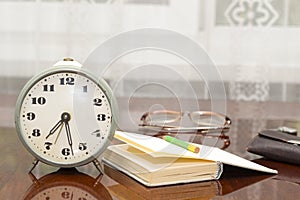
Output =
[{"x1": 247, "y1": 130, "x2": 300, "y2": 165}]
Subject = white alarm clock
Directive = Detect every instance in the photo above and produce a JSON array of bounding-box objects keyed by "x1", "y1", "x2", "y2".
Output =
[{"x1": 15, "y1": 58, "x2": 117, "y2": 170}]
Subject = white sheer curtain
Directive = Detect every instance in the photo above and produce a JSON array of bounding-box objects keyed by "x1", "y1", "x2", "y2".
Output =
[
  {"x1": 1, "y1": 0, "x2": 300, "y2": 100},
  {"x1": 208, "y1": 0, "x2": 300, "y2": 103},
  {"x1": 0, "y1": 0, "x2": 201, "y2": 93}
]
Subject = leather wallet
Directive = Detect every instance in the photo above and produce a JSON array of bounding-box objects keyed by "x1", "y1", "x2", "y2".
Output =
[{"x1": 247, "y1": 130, "x2": 300, "y2": 165}]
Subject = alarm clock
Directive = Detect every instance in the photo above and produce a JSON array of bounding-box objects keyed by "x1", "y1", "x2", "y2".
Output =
[{"x1": 15, "y1": 58, "x2": 117, "y2": 170}]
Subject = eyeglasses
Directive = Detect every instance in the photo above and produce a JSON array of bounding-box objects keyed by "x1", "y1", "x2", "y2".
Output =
[
  {"x1": 140, "y1": 110, "x2": 231, "y2": 132},
  {"x1": 139, "y1": 110, "x2": 231, "y2": 149}
]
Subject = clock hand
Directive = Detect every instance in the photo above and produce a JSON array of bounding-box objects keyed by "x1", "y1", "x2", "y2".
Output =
[
  {"x1": 65, "y1": 121, "x2": 74, "y2": 156},
  {"x1": 54, "y1": 122, "x2": 64, "y2": 144},
  {"x1": 46, "y1": 119, "x2": 63, "y2": 139}
]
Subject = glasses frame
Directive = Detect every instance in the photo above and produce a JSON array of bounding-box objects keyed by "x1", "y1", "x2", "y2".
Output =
[
  {"x1": 139, "y1": 110, "x2": 231, "y2": 133},
  {"x1": 139, "y1": 110, "x2": 232, "y2": 149}
]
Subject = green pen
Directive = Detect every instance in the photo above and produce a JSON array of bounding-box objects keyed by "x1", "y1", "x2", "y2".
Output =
[{"x1": 163, "y1": 135, "x2": 200, "y2": 153}]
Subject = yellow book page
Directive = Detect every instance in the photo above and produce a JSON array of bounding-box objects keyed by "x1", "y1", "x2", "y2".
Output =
[
  {"x1": 125, "y1": 145, "x2": 215, "y2": 166},
  {"x1": 115, "y1": 130, "x2": 201, "y2": 159},
  {"x1": 105, "y1": 144, "x2": 217, "y2": 181}
]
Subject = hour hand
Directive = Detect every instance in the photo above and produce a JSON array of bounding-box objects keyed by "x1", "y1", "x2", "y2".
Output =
[{"x1": 46, "y1": 119, "x2": 63, "y2": 139}]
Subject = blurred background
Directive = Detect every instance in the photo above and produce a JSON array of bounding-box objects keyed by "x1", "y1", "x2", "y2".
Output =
[
  {"x1": 1, "y1": 0, "x2": 300, "y2": 143},
  {"x1": 2, "y1": 0, "x2": 300, "y2": 99}
]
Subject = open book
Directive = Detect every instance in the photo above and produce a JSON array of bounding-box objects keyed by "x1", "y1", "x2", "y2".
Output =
[
  {"x1": 102, "y1": 131, "x2": 277, "y2": 187},
  {"x1": 103, "y1": 144, "x2": 222, "y2": 186}
]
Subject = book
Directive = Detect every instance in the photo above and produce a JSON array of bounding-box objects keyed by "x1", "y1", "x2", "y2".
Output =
[
  {"x1": 103, "y1": 144, "x2": 222, "y2": 187},
  {"x1": 102, "y1": 131, "x2": 277, "y2": 187},
  {"x1": 104, "y1": 163, "x2": 222, "y2": 200}
]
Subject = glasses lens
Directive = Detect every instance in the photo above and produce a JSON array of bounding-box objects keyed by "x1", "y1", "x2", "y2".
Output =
[
  {"x1": 144, "y1": 111, "x2": 181, "y2": 125},
  {"x1": 189, "y1": 112, "x2": 226, "y2": 126}
]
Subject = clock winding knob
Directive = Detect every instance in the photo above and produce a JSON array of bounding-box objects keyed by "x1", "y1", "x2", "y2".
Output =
[{"x1": 63, "y1": 58, "x2": 74, "y2": 62}]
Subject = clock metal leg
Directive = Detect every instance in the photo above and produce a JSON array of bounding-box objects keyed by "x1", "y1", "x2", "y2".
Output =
[
  {"x1": 28, "y1": 159, "x2": 39, "y2": 184},
  {"x1": 93, "y1": 159, "x2": 104, "y2": 186},
  {"x1": 29, "y1": 159, "x2": 39, "y2": 173},
  {"x1": 93, "y1": 159, "x2": 103, "y2": 173}
]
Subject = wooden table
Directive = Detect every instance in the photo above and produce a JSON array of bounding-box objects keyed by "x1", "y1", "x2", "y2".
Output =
[{"x1": 1, "y1": 96, "x2": 300, "y2": 199}]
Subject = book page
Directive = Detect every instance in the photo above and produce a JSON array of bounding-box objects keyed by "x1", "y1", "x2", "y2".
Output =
[
  {"x1": 115, "y1": 130, "x2": 198, "y2": 158},
  {"x1": 106, "y1": 145, "x2": 215, "y2": 172},
  {"x1": 115, "y1": 131, "x2": 278, "y2": 174}
]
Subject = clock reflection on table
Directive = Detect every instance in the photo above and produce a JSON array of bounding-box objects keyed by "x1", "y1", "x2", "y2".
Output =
[{"x1": 23, "y1": 168, "x2": 112, "y2": 200}]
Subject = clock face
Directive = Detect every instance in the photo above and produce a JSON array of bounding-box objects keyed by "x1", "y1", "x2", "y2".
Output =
[{"x1": 16, "y1": 68, "x2": 115, "y2": 167}]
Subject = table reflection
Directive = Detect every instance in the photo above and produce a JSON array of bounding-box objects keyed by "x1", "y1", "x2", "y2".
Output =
[
  {"x1": 23, "y1": 168, "x2": 112, "y2": 200},
  {"x1": 104, "y1": 163, "x2": 274, "y2": 200}
]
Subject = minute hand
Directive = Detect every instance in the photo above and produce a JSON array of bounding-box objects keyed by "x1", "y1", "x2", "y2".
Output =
[{"x1": 65, "y1": 121, "x2": 74, "y2": 156}]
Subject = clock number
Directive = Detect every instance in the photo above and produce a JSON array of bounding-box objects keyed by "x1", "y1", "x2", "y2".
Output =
[
  {"x1": 43, "y1": 84, "x2": 54, "y2": 92},
  {"x1": 82, "y1": 85, "x2": 88, "y2": 92},
  {"x1": 93, "y1": 98, "x2": 102, "y2": 106},
  {"x1": 32, "y1": 97, "x2": 46, "y2": 105},
  {"x1": 97, "y1": 114, "x2": 106, "y2": 121},
  {"x1": 91, "y1": 129, "x2": 101, "y2": 137},
  {"x1": 44, "y1": 142, "x2": 53, "y2": 150},
  {"x1": 62, "y1": 148, "x2": 71, "y2": 156},
  {"x1": 26, "y1": 112, "x2": 36, "y2": 121},
  {"x1": 61, "y1": 191, "x2": 71, "y2": 199},
  {"x1": 60, "y1": 77, "x2": 75, "y2": 85},
  {"x1": 79, "y1": 143, "x2": 87, "y2": 151},
  {"x1": 32, "y1": 129, "x2": 41, "y2": 137}
]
